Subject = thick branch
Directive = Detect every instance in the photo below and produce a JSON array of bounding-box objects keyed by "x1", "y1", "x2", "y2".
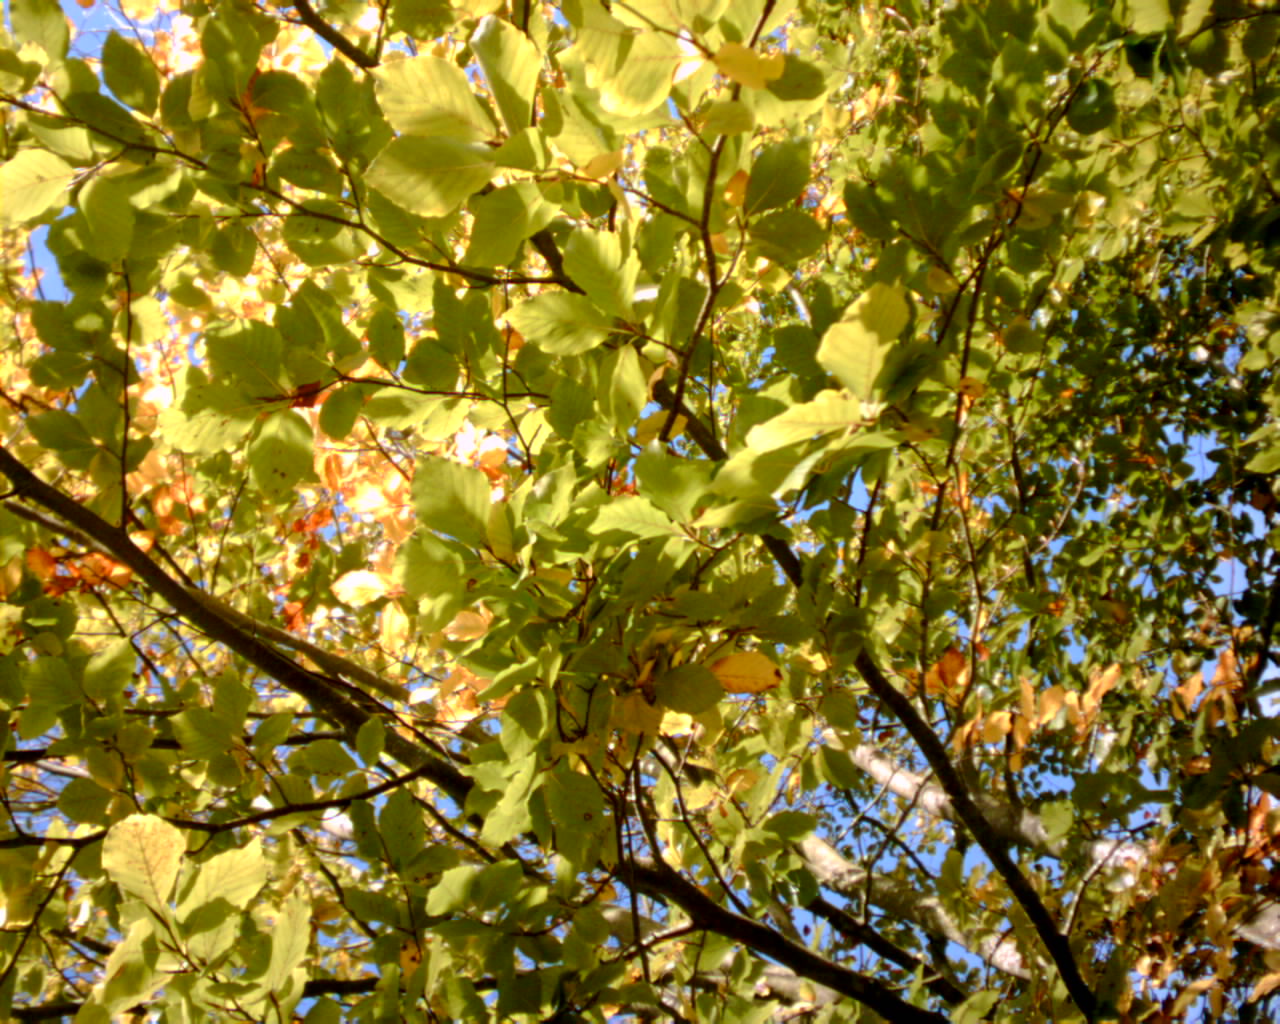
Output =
[
  {"x1": 852, "y1": 648, "x2": 1097, "y2": 1019},
  {"x1": 0, "y1": 446, "x2": 469, "y2": 804},
  {"x1": 629, "y1": 859, "x2": 948, "y2": 1024},
  {"x1": 799, "y1": 835, "x2": 1030, "y2": 979}
]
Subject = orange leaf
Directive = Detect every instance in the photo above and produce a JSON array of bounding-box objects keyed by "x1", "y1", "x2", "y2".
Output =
[
  {"x1": 724, "y1": 169, "x2": 749, "y2": 208},
  {"x1": 1083, "y1": 663, "x2": 1122, "y2": 716},
  {"x1": 25, "y1": 548, "x2": 58, "y2": 581},
  {"x1": 709, "y1": 651, "x2": 781, "y2": 694},
  {"x1": 924, "y1": 646, "x2": 969, "y2": 705}
]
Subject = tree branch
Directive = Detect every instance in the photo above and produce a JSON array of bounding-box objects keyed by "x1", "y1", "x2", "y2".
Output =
[
  {"x1": 798, "y1": 835, "x2": 1030, "y2": 979},
  {"x1": 628, "y1": 859, "x2": 949, "y2": 1024},
  {"x1": 290, "y1": 0, "x2": 377, "y2": 69},
  {"x1": 0, "y1": 446, "x2": 469, "y2": 805},
  {"x1": 851, "y1": 649, "x2": 1097, "y2": 1019}
]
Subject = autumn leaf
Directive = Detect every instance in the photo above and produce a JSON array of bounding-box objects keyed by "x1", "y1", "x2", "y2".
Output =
[
  {"x1": 714, "y1": 42, "x2": 786, "y2": 89},
  {"x1": 709, "y1": 651, "x2": 782, "y2": 694},
  {"x1": 924, "y1": 646, "x2": 969, "y2": 706}
]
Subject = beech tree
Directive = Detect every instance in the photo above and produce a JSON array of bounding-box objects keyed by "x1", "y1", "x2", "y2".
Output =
[{"x1": 2, "y1": 0, "x2": 1280, "y2": 1020}]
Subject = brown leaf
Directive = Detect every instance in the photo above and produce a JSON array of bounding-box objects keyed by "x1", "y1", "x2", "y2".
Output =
[{"x1": 924, "y1": 646, "x2": 969, "y2": 705}]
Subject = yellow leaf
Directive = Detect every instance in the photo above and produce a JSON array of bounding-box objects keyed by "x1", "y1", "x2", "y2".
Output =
[
  {"x1": 1018, "y1": 677, "x2": 1036, "y2": 721},
  {"x1": 982, "y1": 711, "x2": 1012, "y2": 744},
  {"x1": 1083, "y1": 662, "x2": 1122, "y2": 716},
  {"x1": 709, "y1": 651, "x2": 781, "y2": 694},
  {"x1": 102, "y1": 814, "x2": 185, "y2": 908},
  {"x1": 1038, "y1": 685, "x2": 1066, "y2": 725},
  {"x1": 1012, "y1": 714, "x2": 1033, "y2": 751},
  {"x1": 581, "y1": 149, "x2": 624, "y2": 179},
  {"x1": 713, "y1": 42, "x2": 785, "y2": 89},
  {"x1": 331, "y1": 570, "x2": 391, "y2": 607},
  {"x1": 613, "y1": 692, "x2": 663, "y2": 736},
  {"x1": 660, "y1": 710, "x2": 694, "y2": 736},
  {"x1": 380, "y1": 599, "x2": 409, "y2": 651},
  {"x1": 443, "y1": 606, "x2": 493, "y2": 641},
  {"x1": 634, "y1": 409, "x2": 684, "y2": 445},
  {"x1": 399, "y1": 939, "x2": 424, "y2": 974}
]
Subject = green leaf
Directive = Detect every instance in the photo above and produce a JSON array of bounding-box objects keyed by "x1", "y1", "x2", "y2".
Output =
[
  {"x1": 80, "y1": 175, "x2": 136, "y2": 263},
  {"x1": 272, "y1": 147, "x2": 345, "y2": 195},
  {"x1": 264, "y1": 890, "x2": 310, "y2": 993},
  {"x1": 426, "y1": 865, "x2": 478, "y2": 915},
  {"x1": 505, "y1": 292, "x2": 613, "y2": 355},
  {"x1": 318, "y1": 384, "x2": 368, "y2": 440},
  {"x1": 746, "y1": 140, "x2": 810, "y2": 215},
  {"x1": 207, "y1": 220, "x2": 255, "y2": 277},
  {"x1": 248, "y1": 414, "x2": 318, "y2": 503},
  {"x1": 464, "y1": 182, "x2": 558, "y2": 268},
  {"x1": 1067, "y1": 79, "x2": 1116, "y2": 134},
  {"x1": 762, "y1": 811, "x2": 816, "y2": 842},
  {"x1": 743, "y1": 390, "x2": 866, "y2": 451},
  {"x1": 816, "y1": 283, "x2": 913, "y2": 401},
  {"x1": 9, "y1": 0, "x2": 68, "y2": 60},
  {"x1": 183, "y1": 840, "x2": 266, "y2": 913},
  {"x1": 543, "y1": 767, "x2": 605, "y2": 863},
  {"x1": 1125, "y1": 0, "x2": 1172, "y2": 33},
  {"x1": 412, "y1": 455, "x2": 491, "y2": 547},
  {"x1": 713, "y1": 442, "x2": 820, "y2": 499},
  {"x1": 749, "y1": 209, "x2": 826, "y2": 265},
  {"x1": 27, "y1": 409, "x2": 98, "y2": 468},
  {"x1": 356, "y1": 718, "x2": 386, "y2": 766},
  {"x1": 654, "y1": 664, "x2": 721, "y2": 714},
  {"x1": 403, "y1": 337, "x2": 459, "y2": 390},
  {"x1": 366, "y1": 307, "x2": 406, "y2": 369},
  {"x1": 1245, "y1": 444, "x2": 1280, "y2": 474},
  {"x1": 563, "y1": 227, "x2": 640, "y2": 318},
  {"x1": 102, "y1": 32, "x2": 159, "y2": 113},
  {"x1": 367, "y1": 137, "x2": 496, "y2": 219},
  {"x1": 697, "y1": 99, "x2": 755, "y2": 137},
  {"x1": 58, "y1": 777, "x2": 113, "y2": 825},
  {"x1": 83, "y1": 639, "x2": 135, "y2": 704},
  {"x1": 590, "y1": 495, "x2": 684, "y2": 541},
  {"x1": 953, "y1": 990, "x2": 1001, "y2": 1024},
  {"x1": 379, "y1": 787, "x2": 425, "y2": 870},
  {"x1": 765, "y1": 55, "x2": 827, "y2": 100},
  {"x1": 374, "y1": 54, "x2": 495, "y2": 140},
  {"x1": 478, "y1": 759, "x2": 536, "y2": 847},
  {"x1": 102, "y1": 814, "x2": 186, "y2": 909},
  {"x1": 471, "y1": 15, "x2": 541, "y2": 136},
  {"x1": 574, "y1": 14, "x2": 681, "y2": 116},
  {"x1": 172, "y1": 708, "x2": 237, "y2": 761},
  {"x1": 0, "y1": 150, "x2": 75, "y2": 226}
]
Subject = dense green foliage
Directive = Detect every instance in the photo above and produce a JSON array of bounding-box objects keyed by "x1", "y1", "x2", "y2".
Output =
[{"x1": 2, "y1": 0, "x2": 1280, "y2": 1020}]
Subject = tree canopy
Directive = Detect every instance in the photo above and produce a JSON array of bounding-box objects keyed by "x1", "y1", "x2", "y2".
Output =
[{"x1": 2, "y1": 0, "x2": 1280, "y2": 1020}]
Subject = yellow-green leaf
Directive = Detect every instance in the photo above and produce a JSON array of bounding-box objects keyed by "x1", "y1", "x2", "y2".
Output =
[{"x1": 102, "y1": 814, "x2": 186, "y2": 909}]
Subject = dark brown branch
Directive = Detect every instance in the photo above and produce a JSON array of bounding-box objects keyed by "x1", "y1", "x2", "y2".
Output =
[
  {"x1": 9, "y1": 977, "x2": 381, "y2": 1021},
  {"x1": 809, "y1": 895, "x2": 966, "y2": 1005},
  {"x1": 628, "y1": 859, "x2": 948, "y2": 1024},
  {"x1": 0, "y1": 446, "x2": 470, "y2": 805},
  {"x1": 290, "y1": 0, "x2": 377, "y2": 69},
  {"x1": 852, "y1": 649, "x2": 1096, "y2": 1021}
]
